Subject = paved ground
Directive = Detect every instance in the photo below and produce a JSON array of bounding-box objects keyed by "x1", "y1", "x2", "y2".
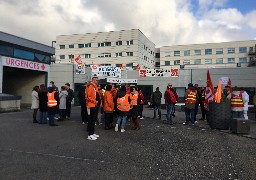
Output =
[{"x1": 0, "y1": 106, "x2": 256, "y2": 180}]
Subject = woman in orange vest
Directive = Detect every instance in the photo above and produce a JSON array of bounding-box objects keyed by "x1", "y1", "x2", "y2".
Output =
[
  {"x1": 130, "y1": 86, "x2": 141, "y2": 130},
  {"x1": 104, "y1": 84, "x2": 114, "y2": 130},
  {"x1": 115, "y1": 85, "x2": 131, "y2": 132},
  {"x1": 227, "y1": 86, "x2": 244, "y2": 118},
  {"x1": 47, "y1": 86, "x2": 60, "y2": 126}
]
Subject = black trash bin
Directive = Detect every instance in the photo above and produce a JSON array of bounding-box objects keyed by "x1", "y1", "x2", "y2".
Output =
[{"x1": 207, "y1": 102, "x2": 231, "y2": 130}]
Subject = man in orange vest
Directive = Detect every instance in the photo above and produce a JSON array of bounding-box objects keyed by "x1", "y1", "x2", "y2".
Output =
[
  {"x1": 103, "y1": 84, "x2": 115, "y2": 130},
  {"x1": 86, "y1": 77, "x2": 101, "y2": 140},
  {"x1": 47, "y1": 86, "x2": 60, "y2": 126},
  {"x1": 130, "y1": 86, "x2": 141, "y2": 130},
  {"x1": 183, "y1": 83, "x2": 198, "y2": 125},
  {"x1": 115, "y1": 85, "x2": 131, "y2": 132},
  {"x1": 227, "y1": 86, "x2": 244, "y2": 118}
]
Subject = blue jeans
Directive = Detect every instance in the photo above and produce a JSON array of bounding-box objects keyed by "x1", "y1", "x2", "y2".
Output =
[
  {"x1": 232, "y1": 111, "x2": 243, "y2": 118},
  {"x1": 154, "y1": 103, "x2": 161, "y2": 119},
  {"x1": 117, "y1": 115, "x2": 127, "y2": 129},
  {"x1": 39, "y1": 111, "x2": 47, "y2": 124},
  {"x1": 185, "y1": 107, "x2": 195, "y2": 124},
  {"x1": 166, "y1": 104, "x2": 174, "y2": 123}
]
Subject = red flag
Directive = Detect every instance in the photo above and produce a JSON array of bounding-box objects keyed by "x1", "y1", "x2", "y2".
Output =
[
  {"x1": 204, "y1": 70, "x2": 215, "y2": 110},
  {"x1": 75, "y1": 55, "x2": 82, "y2": 64},
  {"x1": 136, "y1": 64, "x2": 140, "y2": 70},
  {"x1": 227, "y1": 78, "x2": 232, "y2": 94},
  {"x1": 70, "y1": 54, "x2": 74, "y2": 63},
  {"x1": 215, "y1": 80, "x2": 222, "y2": 103}
]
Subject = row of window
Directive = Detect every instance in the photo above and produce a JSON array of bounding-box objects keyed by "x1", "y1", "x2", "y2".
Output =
[
  {"x1": 0, "y1": 44, "x2": 51, "y2": 64},
  {"x1": 165, "y1": 47, "x2": 253, "y2": 57},
  {"x1": 59, "y1": 40, "x2": 134, "y2": 49},
  {"x1": 59, "y1": 52, "x2": 134, "y2": 59},
  {"x1": 164, "y1": 57, "x2": 248, "y2": 66}
]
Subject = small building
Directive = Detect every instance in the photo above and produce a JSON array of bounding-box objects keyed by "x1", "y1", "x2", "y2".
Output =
[{"x1": 0, "y1": 31, "x2": 54, "y2": 107}]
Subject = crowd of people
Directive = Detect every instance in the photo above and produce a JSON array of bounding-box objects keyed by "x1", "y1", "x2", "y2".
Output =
[
  {"x1": 31, "y1": 77, "x2": 256, "y2": 140},
  {"x1": 31, "y1": 81, "x2": 74, "y2": 126}
]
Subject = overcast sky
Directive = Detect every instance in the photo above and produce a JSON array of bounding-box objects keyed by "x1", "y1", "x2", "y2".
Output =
[{"x1": 0, "y1": 0, "x2": 255, "y2": 47}]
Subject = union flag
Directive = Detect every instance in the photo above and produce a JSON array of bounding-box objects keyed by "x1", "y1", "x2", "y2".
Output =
[
  {"x1": 75, "y1": 55, "x2": 82, "y2": 64},
  {"x1": 204, "y1": 70, "x2": 215, "y2": 110}
]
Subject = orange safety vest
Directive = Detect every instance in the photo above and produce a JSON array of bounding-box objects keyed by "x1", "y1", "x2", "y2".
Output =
[
  {"x1": 230, "y1": 93, "x2": 244, "y2": 108},
  {"x1": 130, "y1": 92, "x2": 138, "y2": 106},
  {"x1": 47, "y1": 91, "x2": 57, "y2": 107},
  {"x1": 117, "y1": 94, "x2": 131, "y2": 112},
  {"x1": 185, "y1": 89, "x2": 197, "y2": 104}
]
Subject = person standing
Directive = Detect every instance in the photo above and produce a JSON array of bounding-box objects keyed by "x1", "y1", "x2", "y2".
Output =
[
  {"x1": 115, "y1": 85, "x2": 131, "y2": 132},
  {"x1": 47, "y1": 86, "x2": 59, "y2": 126},
  {"x1": 130, "y1": 86, "x2": 141, "y2": 130},
  {"x1": 31, "y1": 85, "x2": 39, "y2": 123},
  {"x1": 138, "y1": 88, "x2": 145, "y2": 119},
  {"x1": 253, "y1": 94, "x2": 256, "y2": 120},
  {"x1": 183, "y1": 83, "x2": 197, "y2": 125},
  {"x1": 65, "y1": 83, "x2": 74, "y2": 120},
  {"x1": 59, "y1": 86, "x2": 68, "y2": 121},
  {"x1": 38, "y1": 84, "x2": 48, "y2": 124},
  {"x1": 240, "y1": 88, "x2": 249, "y2": 119},
  {"x1": 164, "y1": 83, "x2": 177, "y2": 125},
  {"x1": 227, "y1": 86, "x2": 244, "y2": 118},
  {"x1": 78, "y1": 83, "x2": 88, "y2": 124},
  {"x1": 198, "y1": 86, "x2": 206, "y2": 120},
  {"x1": 86, "y1": 77, "x2": 101, "y2": 140},
  {"x1": 151, "y1": 87, "x2": 162, "y2": 120},
  {"x1": 103, "y1": 84, "x2": 114, "y2": 130}
]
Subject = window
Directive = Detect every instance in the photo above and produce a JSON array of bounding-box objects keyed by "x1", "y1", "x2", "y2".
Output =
[
  {"x1": 60, "y1": 55, "x2": 65, "y2": 59},
  {"x1": 174, "y1": 60, "x2": 180, "y2": 65},
  {"x1": 205, "y1": 59, "x2": 212, "y2": 64},
  {"x1": 69, "y1": 44, "x2": 74, "y2": 48},
  {"x1": 249, "y1": 47, "x2": 254, "y2": 52},
  {"x1": 60, "y1": 45, "x2": 65, "y2": 49},
  {"x1": 155, "y1": 53, "x2": 160, "y2": 58},
  {"x1": 174, "y1": 51, "x2": 180, "y2": 56},
  {"x1": 205, "y1": 49, "x2": 212, "y2": 55},
  {"x1": 98, "y1": 53, "x2": 111, "y2": 58},
  {"x1": 85, "y1": 54, "x2": 91, "y2": 58},
  {"x1": 194, "y1": 59, "x2": 201, "y2": 64},
  {"x1": 116, "y1": 52, "x2": 122, "y2": 57},
  {"x1": 239, "y1": 57, "x2": 247, "y2": 63},
  {"x1": 228, "y1": 58, "x2": 235, "y2": 63},
  {"x1": 0, "y1": 44, "x2": 13, "y2": 56},
  {"x1": 165, "y1": 51, "x2": 170, "y2": 57},
  {"x1": 239, "y1": 47, "x2": 247, "y2": 53},
  {"x1": 228, "y1": 48, "x2": 235, "y2": 54},
  {"x1": 183, "y1": 60, "x2": 190, "y2": 65},
  {"x1": 127, "y1": 40, "x2": 133, "y2": 45},
  {"x1": 216, "y1": 48, "x2": 223, "y2": 54},
  {"x1": 216, "y1": 58, "x2": 223, "y2": 64},
  {"x1": 184, "y1": 50, "x2": 190, "y2": 56},
  {"x1": 98, "y1": 42, "x2": 111, "y2": 47},
  {"x1": 78, "y1": 44, "x2": 84, "y2": 48},
  {"x1": 194, "y1": 50, "x2": 201, "y2": 55},
  {"x1": 68, "y1": 54, "x2": 74, "y2": 59},
  {"x1": 165, "y1": 61, "x2": 170, "y2": 66},
  {"x1": 116, "y1": 41, "x2": 122, "y2": 46},
  {"x1": 14, "y1": 48, "x2": 34, "y2": 60},
  {"x1": 126, "y1": 52, "x2": 133, "y2": 56},
  {"x1": 35, "y1": 53, "x2": 51, "y2": 63},
  {"x1": 84, "y1": 43, "x2": 91, "y2": 48}
]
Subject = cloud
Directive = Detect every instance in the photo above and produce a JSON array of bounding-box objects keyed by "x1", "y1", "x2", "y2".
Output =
[{"x1": 0, "y1": 0, "x2": 255, "y2": 47}]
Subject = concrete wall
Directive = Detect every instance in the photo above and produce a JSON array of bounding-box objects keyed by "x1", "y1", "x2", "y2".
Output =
[{"x1": 48, "y1": 63, "x2": 74, "y2": 90}]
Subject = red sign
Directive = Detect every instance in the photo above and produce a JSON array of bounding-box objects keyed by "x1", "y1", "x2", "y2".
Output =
[
  {"x1": 171, "y1": 68, "x2": 179, "y2": 77},
  {"x1": 2, "y1": 56, "x2": 49, "y2": 72}
]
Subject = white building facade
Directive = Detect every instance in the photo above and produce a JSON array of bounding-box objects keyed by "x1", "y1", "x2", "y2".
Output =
[
  {"x1": 55, "y1": 29, "x2": 156, "y2": 69},
  {"x1": 160, "y1": 40, "x2": 256, "y2": 69}
]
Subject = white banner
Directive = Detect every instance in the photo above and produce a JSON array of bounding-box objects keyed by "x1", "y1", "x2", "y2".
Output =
[
  {"x1": 91, "y1": 65, "x2": 121, "y2": 78},
  {"x1": 107, "y1": 78, "x2": 137, "y2": 84},
  {"x1": 2, "y1": 56, "x2": 49, "y2": 72},
  {"x1": 220, "y1": 77, "x2": 229, "y2": 85},
  {"x1": 139, "y1": 68, "x2": 179, "y2": 77},
  {"x1": 76, "y1": 64, "x2": 86, "y2": 74}
]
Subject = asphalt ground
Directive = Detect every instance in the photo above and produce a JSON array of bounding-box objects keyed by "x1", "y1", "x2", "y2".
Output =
[{"x1": 0, "y1": 106, "x2": 256, "y2": 180}]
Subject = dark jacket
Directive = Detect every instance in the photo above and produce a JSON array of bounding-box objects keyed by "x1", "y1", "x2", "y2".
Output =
[
  {"x1": 66, "y1": 88, "x2": 74, "y2": 103},
  {"x1": 38, "y1": 91, "x2": 48, "y2": 112},
  {"x1": 152, "y1": 90, "x2": 162, "y2": 105},
  {"x1": 77, "y1": 85, "x2": 86, "y2": 105}
]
